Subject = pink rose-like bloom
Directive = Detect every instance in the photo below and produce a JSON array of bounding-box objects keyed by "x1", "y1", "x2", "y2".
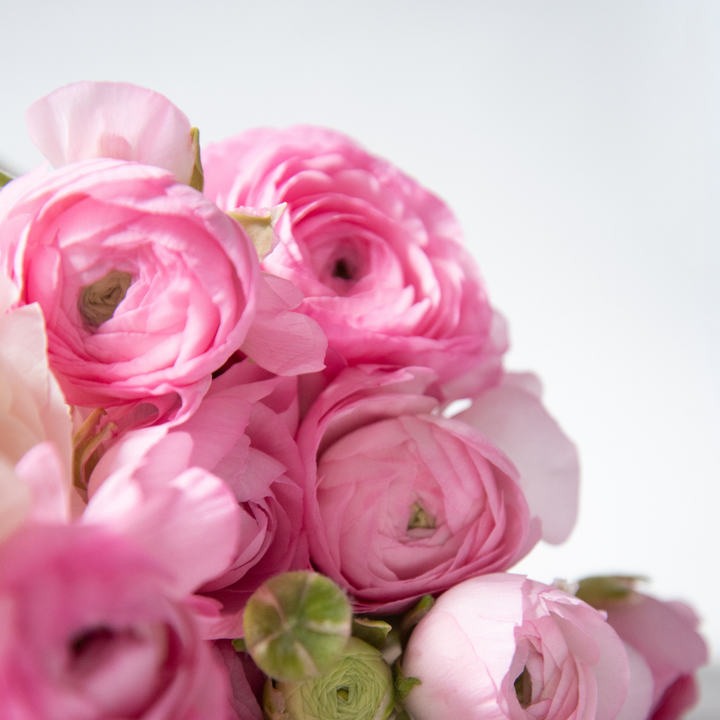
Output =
[
  {"x1": 403, "y1": 574, "x2": 635, "y2": 720},
  {"x1": 88, "y1": 361, "x2": 309, "y2": 637},
  {"x1": 581, "y1": 581, "x2": 708, "y2": 720},
  {"x1": 0, "y1": 158, "x2": 259, "y2": 410},
  {"x1": 0, "y1": 524, "x2": 235, "y2": 720},
  {"x1": 297, "y1": 365, "x2": 533, "y2": 614},
  {"x1": 203, "y1": 126, "x2": 506, "y2": 397}
]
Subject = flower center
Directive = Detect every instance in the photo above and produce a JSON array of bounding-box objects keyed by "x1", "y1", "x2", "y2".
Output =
[
  {"x1": 79, "y1": 269, "x2": 133, "y2": 327},
  {"x1": 336, "y1": 686, "x2": 351, "y2": 703},
  {"x1": 332, "y1": 258, "x2": 354, "y2": 280},
  {"x1": 407, "y1": 502, "x2": 436, "y2": 531},
  {"x1": 514, "y1": 666, "x2": 532, "y2": 709}
]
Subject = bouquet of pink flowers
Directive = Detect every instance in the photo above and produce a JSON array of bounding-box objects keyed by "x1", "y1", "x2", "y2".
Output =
[{"x1": 0, "y1": 81, "x2": 707, "y2": 720}]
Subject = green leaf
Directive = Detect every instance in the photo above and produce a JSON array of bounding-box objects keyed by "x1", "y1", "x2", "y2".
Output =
[
  {"x1": 352, "y1": 618, "x2": 392, "y2": 650},
  {"x1": 399, "y1": 594, "x2": 434, "y2": 647},
  {"x1": 188, "y1": 127, "x2": 204, "y2": 192},
  {"x1": 392, "y1": 659, "x2": 421, "y2": 703},
  {"x1": 0, "y1": 169, "x2": 13, "y2": 188}
]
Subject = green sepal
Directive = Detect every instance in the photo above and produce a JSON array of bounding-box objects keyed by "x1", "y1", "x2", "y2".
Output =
[
  {"x1": 576, "y1": 575, "x2": 647, "y2": 609},
  {"x1": 352, "y1": 618, "x2": 392, "y2": 650},
  {"x1": 232, "y1": 638, "x2": 247, "y2": 653},
  {"x1": 188, "y1": 127, "x2": 204, "y2": 192},
  {"x1": 392, "y1": 658, "x2": 421, "y2": 704},
  {"x1": 399, "y1": 594, "x2": 434, "y2": 647},
  {"x1": 0, "y1": 169, "x2": 13, "y2": 188}
]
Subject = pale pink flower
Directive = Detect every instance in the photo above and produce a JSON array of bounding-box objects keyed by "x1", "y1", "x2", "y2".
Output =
[
  {"x1": 0, "y1": 158, "x2": 259, "y2": 411},
  {"x1": 403, "y1": 574, "x2": 635, "y2": 720},
  {"x1": 297, "y1": 365, "x2": 533, "y2": 613},
  {"x1": 0, "y1": 523, "x2": 235, "y2": 720},
  {"x1": 88, "y1": 360, "x2": 309, "y2": 637},
  {"x1": 26, "y1": 81, "x2": 197, "y2": 183},
  {"x1": 203, "y1": 126, "x2": 506, "y2": 398}
]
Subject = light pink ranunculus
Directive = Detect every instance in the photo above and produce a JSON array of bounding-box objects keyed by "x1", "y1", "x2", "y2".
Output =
[
  {"x1": 0, "y1": 523, "x2": 235, "y2": 720},
  {"x1": 582, "y1": 582, "x2": 708, "y2": 720},
  {"x1": 88, "y1": 360, "x2": 309, "y2": 637},
  {"x1": 203, "y1": 126, "x2": 506, "y2": 398},
  {"x1": 26, "y1": 81, "x2": 197, "y2": 184},
  {"x1": 403, "y1": 574, "x2": 636, "y2": 720},
  {"x1": 297, "y1": 365, "x2": 533, "y2": 614},
  {"x1": 0, "y1": 158, "x2": 259, "y2": 410}
]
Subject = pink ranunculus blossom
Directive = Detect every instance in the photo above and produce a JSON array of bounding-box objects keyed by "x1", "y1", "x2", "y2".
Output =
[
  {"x1": 88, "y1": 360, "x2": 309, "y2": 637},
  {"x1": 0, "y1": 523, "x2": 236, "y2": 720},
  {"x1": 402, "y1": 574, "x2": 639, "y2": 720},
  {"x1": 203, "y1": 126, "x2": 507, "y2": 398},
  {"x1": 578, "y1": 579, "x2": 709, "y2": 720},
  {"x1": 296, "y1": 365, "x2": 536, "y2": 614},
  {"x1": 26, "y1": 81, "x2": 198, "y2": 184},
  {"x1": 0, "y1": 158, "x2": 260, "y2": 411}
]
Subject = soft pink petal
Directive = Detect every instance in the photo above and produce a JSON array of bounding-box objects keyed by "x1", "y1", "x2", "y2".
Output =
[
  {"x1": 83, "y1": 466, "x2": 241, "y2": 596},
  {"x1": 26, "y1": 81, "x2": 195, "y2": 183},
  {"x1": 14, "y1": 441, "x2": 69, "y2": 523},
  {"x1": 241, "y1": 274, "x2": 327, "y2": 375},
  {"x1": 458, "y1": 372, "x2": 579, "y2": 544}
]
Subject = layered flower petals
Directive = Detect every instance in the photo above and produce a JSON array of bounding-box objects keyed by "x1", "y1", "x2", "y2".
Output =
[
  {"x1": 203, "y1": 126, "x2": 506, "y2": 397},
  {"x1": 0, "y1": 159, "x2": 259, "y2": 409}
]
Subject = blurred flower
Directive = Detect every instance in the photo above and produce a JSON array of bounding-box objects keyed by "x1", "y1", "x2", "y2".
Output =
[
  {"x1": 577, "y1": 576, "x2": 709, "y2": 720},
  {"x1": 0, "y1": 523, "x2": 234, "y2": 720},
  {"x1": 0, "y1": 284, "x2": 73, "y2": 534}
]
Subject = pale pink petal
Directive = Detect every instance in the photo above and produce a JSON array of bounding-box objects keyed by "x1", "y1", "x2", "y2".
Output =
[
  {"x1": 14, "y1": 441, "x2": 69, "y2": 523},
  {"x1": 26, "y1": 81, "x2": 195, "y2": 183},
  {"x1": 241, "y1": 273, "x2": 327, "y2": 375},
  {"x1": 458, "y1": 372, "x2": 579, "y2": 544},
  {"x1": 615, "y1": 644, "x2": 654, "y2": 720},
  {"x1": 0, "y1": 458, "x2": 31, "y2": 543},
  {"x1": 83, "y1": 466, "x2": 241, "y2": 596}
]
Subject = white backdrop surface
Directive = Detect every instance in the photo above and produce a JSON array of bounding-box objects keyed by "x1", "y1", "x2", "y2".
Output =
[{"x1": 1, "y1": 1, "x2": 718, "y2": 715}]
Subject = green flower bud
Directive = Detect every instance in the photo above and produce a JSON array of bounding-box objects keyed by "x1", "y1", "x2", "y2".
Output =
[
  {"x1": 264, "y1": 637, "x2": 394, "y2": 720},
  {"x1": 243, "y1": 571, "x2": 352, "y2": 683}
]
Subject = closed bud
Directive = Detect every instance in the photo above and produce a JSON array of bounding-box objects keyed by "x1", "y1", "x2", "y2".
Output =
[{"x1": 243, "y1": 571, "x2": 352, "y2": 683}]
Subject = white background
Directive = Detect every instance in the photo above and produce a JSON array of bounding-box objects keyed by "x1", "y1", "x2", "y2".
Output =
[{"x1": 1, "y1": 1, "x2": 718, "y2": 714}]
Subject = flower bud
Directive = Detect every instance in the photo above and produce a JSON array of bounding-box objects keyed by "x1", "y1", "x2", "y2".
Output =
[
  {"x1": 264, "y1": 637, "x2": 394, "y2": 720},
  {"x1": 243, "y1": 571, "x2": 352, "y2": 683}
]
